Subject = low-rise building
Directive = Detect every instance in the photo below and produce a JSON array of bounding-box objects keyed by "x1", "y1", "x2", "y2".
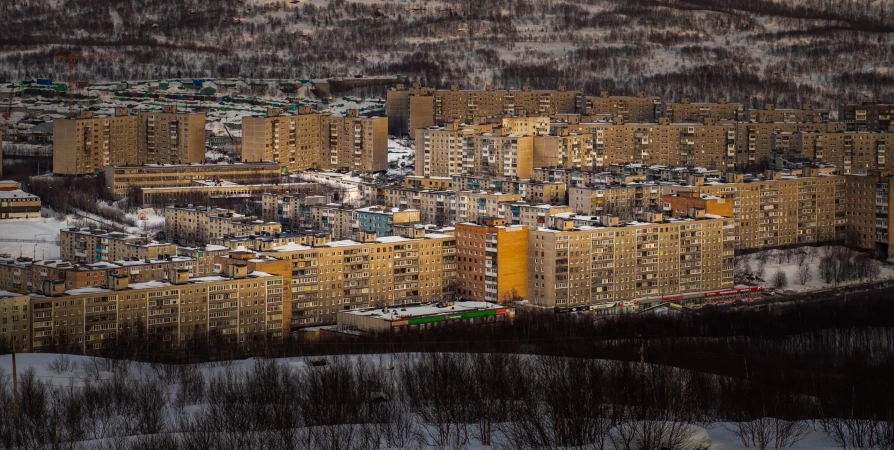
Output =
[
  {"x1": 337, "y1": 301, "x2": 514, "y2": 334},
  {"x1": 104, "y1": 161, "x2": 283, "y2": 200},
  {"x1": 60, "y1": 228, "x2": 177, "y2": 264},
  {"x1": 0, "y1": 187, "x2": 41, "y2": 219},
  {"x1": 164, "y1": 206, "x2": 282, "y2": 245}
]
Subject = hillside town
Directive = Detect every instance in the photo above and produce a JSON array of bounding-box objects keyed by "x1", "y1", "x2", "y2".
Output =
[{"x1": 2, "y1": 81, "x2": 894, "y2": 353}]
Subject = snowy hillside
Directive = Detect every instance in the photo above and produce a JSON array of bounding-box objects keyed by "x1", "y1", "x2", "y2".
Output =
[{"x1": 2, "y1": 0, "x2": 894, "y2": 108}]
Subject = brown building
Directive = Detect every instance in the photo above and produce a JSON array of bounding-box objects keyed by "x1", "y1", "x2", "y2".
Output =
[
  {"x1": 527, "y1": 212, "x2": 734, "y2": 309},
  {"x1": 0, "y1": 290, "x2": 31, "y2": 352},
  {"x1": 53, "y1": 109, "x2": 139, "y2": 175},
  {"x1": 665, "y1": 97, "x2": 745, "y2": 123},
  {"x1": 735, "y1": 121, "x2": 832, "y2": 169},
  {"x1": 456, "y1": 218, "x2": 528, "y2": 303},
  {"x1": 241, "y1": 107, "x2": 322, "y2": 171},
  {"x1": 582, "y1": 91, "x2": 661, "y2": 123},
  {"x1": 320, "y1": 110, "x2": 388, "y2": 172},
  {"x1": 60, "y1": 228, "x2": 178, "y2": 264},
  {"x1": 786, "y1": 130, "x2": 892, "y2": 174},
  {"x1": 568, "y1": 183, "x2": 663, "y2": 219},
  {"x1": 104, "y1": 161, "x2": 283, "y2": 199},
  {"x1": 0, "y1": 184, "x2": 41, "y2": 219},
  {"x1": 164, "y1": 206, "x2": 282, "y2": 245},
  {"x1": 845, "y1": 171, "x2": 894, "y2": 258},
  {"x1": 138, "y1": 105, "x2": 206, "y2": 166},
  {"x1": 840, "y1": 104, "x2": 894, "y2": 132},
  {"x1": 397, "y1": 84, "x2": 580, "y2": 138},
  {"x1": 748, "y1": 103, "x2": 828, "y2": 124},
  {"x1": 663, "y1": 170, "x2": 846, "y2": 250},
  {"x1": 662, "y1": 192, "x2": 734, "y2": 218}
]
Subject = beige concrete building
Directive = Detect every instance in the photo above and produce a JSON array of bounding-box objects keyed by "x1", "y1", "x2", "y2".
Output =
[
  {"x1": 60, "y1": 228, "x2": 177, "y2": 264},
  {"x1": 266, "y1": 229, "x2": 457, "y2": 327},
  {"x1": 663, "y1": 170, "x2": 846, "y2": 250},
  {"x1": 164, "y1": 206, "x2": 282, "y2": 245},
  {"x1": 320, "y1": 110, "x2": 388, "y2": 172},
  {"x1": 53, "y1": 109, "x2": 139, "y2": 175},
  {"x1": 665, "y1": 97, "x2": 744, "y2": 123},
  {"x1": 533, "y1": 131, "x2": 597, "y2": 169},
  {"x1": 397, "y1": 84, "x2": 580, "y2": 137},
  {"x1": 785, "y1": 130, "x2": 892, "y2": 174},
  {"x1": 29, "y1": 266, "x2": 283, "y2": 353},
  {"x1": 569, "y1": 183, "x2": 663, "y2": 219},
  {"x1": 582, "y1": 91, "x2": 661, "y2": 123},
  {"x1": 528, "y1": 213, "x2": 735, "y2": 309},
  {"x1": 262, "y1": 193, "x2": 330, "y2": 228},
  {"x1": 404, "y1": 176, "x2": 455, "y2": 190},
  {"x1": 735, "y1": 121, "x2": 832, "y2": 169},
  {"x1": 748, "y1": 103, "x2": 828, "y2": 124},
  {"x1": 840, "y1": 104, "x2": 894, "y2": 132},
  {"x1": 844, "y1": 171, "x2": 894, "y2": 258},
  {"x1": 370, "y1": 186, "x2": 454, "y2": 226},
  {"x1": 309, "y1": 204, "x2": 355, "y2": 239},
  {"x1": 453, "y1": 191, "x2": 523, "y2": 223},
  {"x1": 104, "y1": 162, "x2": 283, "y2": 199},
  {"x1": 0, "y1": 187, "x2": 41, "y2": 219},
  {"x1": 414, "y1": 122, "x2": 495, "y2": 177},
  {"x1": 501, "y1": 116, "x2": 550, "y2": 136},
  {"x1": 137, "y1": 105, "x2": 206, "y2": 166},
  {"x1": 241, "y1": 107, "x2": 322, "y2": 171},
  {"x1": 136, "y1": 181, "x2": 318, "y2": 207},
  {"x1": 508, "y1": 204, "x2": 575, "y2": 228},
  {"x1": 0, "y1": 290, "x2": 31, "y2": 352}
]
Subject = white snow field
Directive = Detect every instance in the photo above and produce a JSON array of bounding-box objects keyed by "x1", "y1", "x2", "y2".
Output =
[{"x1": 0, "y1": 216, "x2": 70, "y2": 259}]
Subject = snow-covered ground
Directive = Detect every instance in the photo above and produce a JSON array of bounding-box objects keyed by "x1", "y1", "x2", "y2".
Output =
[
  {"x1": 0, "y1": 353, "x2": 842, "y2": 450},
  {"x1": 740, "y1": 245, "x2": 894, "y2": 294},
  {"x1": 0, "y1": 217, "x2": 70, "y2": 259}
]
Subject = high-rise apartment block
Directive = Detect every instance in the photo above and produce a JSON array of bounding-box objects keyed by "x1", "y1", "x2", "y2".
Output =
[
  {"x1": 748, "y1": 103, "x2": 828, "y2": 124},
  {"x1": 164, "y1": 206, "x2": 282, "y2": 245},
  {"x1": 568, "y1": 183, "x2": 662, "y2": 219},
  {"x1": 320, "y1": 110, "x2": 388, "y2": 172},
  {"x1": 415, "y1": 124, "x2": 533, "y2": 178},
  {"x1": 663, "y1": 170, "x2": 846, "y2": 249},
  {"x1": 241, "y1": 107, "x2": 322, "y2": 171},
  {"x1": 54, "y1": 107, "x2": 205, "y2": 175},
  {"x1": 138, "y1": 105, "x2": 206, "y2": 165},
  {"x1": 53, "y1": 109, "x2": 139, "y2": 175},
  {"x1": 778, "y1": 129, "x2": 892, "y2": 174},
  {"x1": 582, "y1": 91, "x2": 661, "y2": 123},
  {"x1": 665, "y1": 97, "x2": 745, "y2": 123},
  {"x1": 60, "y1": 228, "x2": 177, "y2": 264},
  {"x1": 845, "y1": 171, "x2": 894, "y2": 258},
  {"x1": 840, "y1": 104, "x2": 894, "y2": 132},
  {"x1": 456, "y1": 218, "x2": 528, "y2": 303},
  {"x1": 390, "y1": 83, "x2": 580, "y2": 137},
  {"x1": 527, "y1": 212, "x2": 735, "y2": 309}
]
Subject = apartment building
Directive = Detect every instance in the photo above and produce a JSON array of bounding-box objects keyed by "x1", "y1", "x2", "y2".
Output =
[
  {"x1": 414, "y1": 122, "x2": 495, "y2": 177},
  {"x1": 53, "y1": 109, "x2": 139, "y2": 175},
  {"x1": 164, "y1": 206, "x2": 282, "y2": 245},
  {"x1": 397, "y1": 84, "x2": 580, "y2": 136},
  {"x1": 663, "y1": 170, "x2": 846, "y2": 250},
  {"x1": 748, "y1": 103, "x2": 828, "y2": 123},
  {"x1": 28, "y1": 257, "x2": 196, "y2": 296},
  {"x1": 309, "y1": 204, "x2": 355, "y2": 239},
  {"x1": 785, "y1": 129, "x2": 892, "y2": 174},
  {"x1": 507, "y1": 203, "x2": 575, "y2": 228},
  {"x1": 735, "y1": 122, "x2": 831, "y2": 168},
  {"x1": 354, "y1": 206, "x2": 421, "y2": 237},
  {"x1": 533, "y1": 131, "x2": 597, "y2": 169},
  {"x1": 527, "y1": 212, "x2": 735, "y2": 309},
  {"x1": 404, "y1": 175, "x2": 455, "y2": 190},
  {"x1": 262, "y1": 193, "x2": 330, "y2": 228},
  {"x1": 104, "y1": 162, "x2": 283, "y2": 199},
  {"x1": 840, "y1": 104, "x2": 894, "y2": 132},
  {"x1": 0, "y1": 257, "x2": 32, "y2": 294},
  {"x1": 60, "y1": 228, "x2": 177, "y2": 264},
  {"x1": 265, "y1": 229, "x2": 457, "y2": 327},
  {"x1": 453, "y1": 191, "x2": 523, "y2": 223},
  {"x1": 29, "y1": 265, "x2": 284, "y2": 353},
  {"x1": 177, "y1": 244, "x2": 231, "y2": 277},
  {"x1": 569, "y1": 183, "x2": 663, "y2": 219},
  {"x1": 386, "y1": 83, "x2": 436, "y2": 135},
  {"x1": 456, "y1": 218, "x2": 528, "y2": 302},
  {"x1": 0, "y1": 188, "x2": 41, "y2": 219},
  {"x1": 662, "y1": 192, "x2": 734, "y2": 218},
  {"x1": 320, "y1": 110, "x2": 388, "y2": 172},
  {"x1": 0, "y1": 290, "x2": 31, "y2": 352},
  {"x1": 137, "y1": 105, "x2": 206, "y2": 166},
  {"x1": 845, "y1": 171, "x2": 894, "y2": 258},
  {"x1": 241, "y1": 107, "x2": 322, "y2": 171},
  {"x1": 582, "y1": 91, "x2": 661, "y2": 123},
  {"x1": 370, "y1": 185, "x2": 455, "y2": 225},
  {"x1": 502, "y1": 116, "x2": 550, "y2": 136},
  {"x1": 665, "y1": 97, "x2": 745, "y2": 122}
]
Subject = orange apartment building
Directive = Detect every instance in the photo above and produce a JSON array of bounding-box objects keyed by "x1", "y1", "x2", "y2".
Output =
[{"x1": 456, "y1": 218, "x2": 528, "y2": 303}]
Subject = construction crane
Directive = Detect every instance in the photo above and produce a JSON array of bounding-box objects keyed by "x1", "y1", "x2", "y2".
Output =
[{"x1": 54, "y1": 53, "x2": 116, "y2": 117}]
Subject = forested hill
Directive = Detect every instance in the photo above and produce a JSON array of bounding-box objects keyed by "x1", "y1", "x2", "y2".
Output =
[{"x1": 2, "y1": 0, "x2": 893, "y2": 109}]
